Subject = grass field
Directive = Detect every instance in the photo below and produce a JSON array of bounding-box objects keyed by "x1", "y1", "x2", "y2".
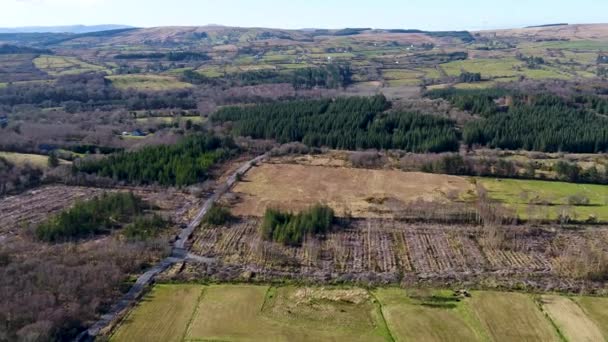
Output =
[
  {"x1": 33, "y1": 55, "x2": 107, "y2": 76},
  {"x1": 111, "y1": 285, "x2": 201, "y2": 342},
  {"x1": 439, "y1": 57, "x2": 570, "y2": 80},
  {"x1": 232, "y1": 163, "x2": 474, "y2": 217},
  {"x1": 112, "y1": 285, "x2": 607, "y2": 342},
  {"x1": 478, "y1": 177, "x2": 608, "y2": 221},
  {"x1": 574, "y1": 297, "x2": 608, "y2": 339},
  {"x1": 0, "y1": 151, "x2": 68, "y2": 168},
  {"x1": 539, "y1": 295, "x2": 604, "y2": 342},
  {"x1": 469, "y1": 291, "x2": 560, "y2": 341},
  {"x1": 381, "y1": 69, "x2": 423, "y2": 86},
  {"x1": 107, "y1": 74, "x2": 193, "y2": 91},
  {"x1": 116, "y1": 285, "x2": 390, "y2": 342},
  {"x1": 374, "y1": 288, "x2": 488, "y2": 342}
]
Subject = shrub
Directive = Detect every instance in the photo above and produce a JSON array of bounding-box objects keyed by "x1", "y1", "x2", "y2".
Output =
[
  {"x1": 203, "y1": 204, "x2": 232, "y2": 226},
  {"x1": 568, "y1": 194, "x2": 590, "y2": 206},
  {"x1": 47, "y1": 153, "x2": 60, "y2": 168},
  {"x1": 123, "y1": 214, "x2": 169, "y2": 240},
  {"x1": 260, "y1": 204, "x2": 335, "y2": 246}
]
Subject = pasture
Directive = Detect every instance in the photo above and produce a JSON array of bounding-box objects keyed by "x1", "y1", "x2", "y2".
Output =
[
  {"x1": 478, "y1": 177, "x2": 608, "y2": 221},
  {"x1": 113, "y1": 285, "x2": 391, "y2": 342},
  {"x1": 469, "y1": 291, "x2": 560, "y2": 341},
  {"x1": 111, "y1": 285, "x2": 608, "y2": 342},
  {"x1": 574, "y1": 297, "x2": 608, "y2": 338},
  {"x1": 0, "y1": 151, "x2": 67, "y2": 168},
  {"x1": 539, "y1": 295, "x2": 604, "y2": 342},
  {"x1": 374, "y1": 288, "x2": 487, "y2": 341},
  {"x1": 110, "y1": 285, "x2": 202, "y2": 342},
  {"x1": 231, "y1": 163, "x2": 474, "y2": 218},
  {"x1": 106, "y1": 74, "x2": 193, "y2": 91},
  {"x1": 33, "y1": 55, "x2": 107, "y2": 76}
]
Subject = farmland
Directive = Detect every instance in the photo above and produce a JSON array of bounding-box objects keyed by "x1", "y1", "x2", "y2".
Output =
[
  {"x1": 106, "y1": 74, "x2": 194, "y2": 90},
  {"x1": 111, "y1": 284, "x2": 608, "y2": 342},
  {"x1": 33, "y1": 55, "x2": 107, "y2": 76},
  {"x1": 539, "y1": 295, "x2": 605, "y2": 342},
  {"x1": 478, "y1": 177, "x2": 608, "y2": 221},
  {"x1": 0, "y1": 151, "x2": 68, "y2": 168},
  {"x1": 112, "y1": 285, "x2": 391, "y2": 342}
]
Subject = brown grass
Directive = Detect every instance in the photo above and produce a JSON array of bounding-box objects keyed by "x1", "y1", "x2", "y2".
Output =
[{"x1": 231, "y1": 163, "x2": 474, "y2": 218}]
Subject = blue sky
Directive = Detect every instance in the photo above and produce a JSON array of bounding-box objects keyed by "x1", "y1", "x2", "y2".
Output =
[{"x1": 3, "y1": 0, "x2": 608, "y2": 30}]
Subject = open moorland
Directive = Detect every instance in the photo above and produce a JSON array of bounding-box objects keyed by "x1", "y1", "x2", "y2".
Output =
[{"x1": 111, "y1": 284, "x2": 608, "y2": 342}]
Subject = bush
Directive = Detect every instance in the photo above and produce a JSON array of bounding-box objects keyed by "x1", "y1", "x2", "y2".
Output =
[
  {"x1": 123, "y1": 214, "x2": 168, "y2": 240},
  {"x1": 261, "y1": 204, "x2": 335, "y2": 246},
  {"x1": 568, "y1": 194, "x2": 590, "y2": 206},
  {"x1": 47, "y1": 153, "x2": 59, "y2": 168},
  {"x1": 349, "y1": 151, "x2": 385, "y2": 168},
  {"x1": 203, "y1": 204, "x2": 232, "y2": 226}
]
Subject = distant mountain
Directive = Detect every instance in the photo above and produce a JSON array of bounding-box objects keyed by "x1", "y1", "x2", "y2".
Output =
[{"x1": 0, "y1": 25, "x2": 134, "y2": 34}]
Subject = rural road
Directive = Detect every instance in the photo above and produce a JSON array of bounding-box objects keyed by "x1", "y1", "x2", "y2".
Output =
[{"x1": 76, "y1": 153, "x2": 268, "y2": 341}]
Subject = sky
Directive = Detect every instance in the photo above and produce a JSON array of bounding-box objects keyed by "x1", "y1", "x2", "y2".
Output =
[{"x1": 2, "y1": 0, "x2": 608, "y2": 31}]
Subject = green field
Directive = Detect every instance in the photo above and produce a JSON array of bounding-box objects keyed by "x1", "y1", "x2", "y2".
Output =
[
  {"x1": 107, "y1": 75, "x2": 193, "y2": 91},
  {"x1": 469, "y1": 291, "x2": 560, "y2": 341},
  {"x1": 110, "y1": 285, "x2": 202, "y2": 342},
  {"x1": 111, "y1": 285, "x2": 608, "y2": 342},
  {"x1": 439, "y1": 57, "x2": 570, "y2": 80},
  {"x1": 540, "y1": 295, "x2": 605, "y2": 342},
  {"x1": 0, "y1": 151, "x2": 68, "y2": 168},
  {"x1": 33, "y1": 55, "x2": 107, "y2": 76},
  {"x1": 478, "y1": 177, "x2": 608, "y2": 221},
  {"x1": 381, "y1": 69, "x2": 423, "y2": 86},
  {"x1": 374, "y1": 288, "x2": 488, "y2": 341},
  {"x1": 574, "y1": 297, "x2": 608, "y2": 338}
]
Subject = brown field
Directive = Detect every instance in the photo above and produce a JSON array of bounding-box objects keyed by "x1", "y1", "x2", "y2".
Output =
[
  {"x1": 0, "y1": 185, "x2": 199, "y2": 237},
  {"x1": 231, "y1": 163, "x2": 474, "y2": 218}
]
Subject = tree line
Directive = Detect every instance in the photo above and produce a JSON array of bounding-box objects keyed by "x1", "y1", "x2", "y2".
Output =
[
  {"x1": 420, "y1": 153, "x2": 608, "y2": 185},
  {"x1": 430, "y1": 89, "x2": 608, "y2": 153},
  {"x1": 212, "y1": 95, "x2": 460, "y2": 152},
  {"x1": 77, "y1": 134, "x2": 236, "y2": 186}
]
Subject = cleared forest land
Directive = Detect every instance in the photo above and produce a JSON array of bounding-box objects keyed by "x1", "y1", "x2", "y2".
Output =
[
  {"x1": 111, "y1": 284, "x2": 608, "y2": 342},
  {"x1": 0, "y1": 185, "x2": 200, "y2": 237},
  {"x1": 188, "y1": 218, "x2": 607, "y2": 286}
]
